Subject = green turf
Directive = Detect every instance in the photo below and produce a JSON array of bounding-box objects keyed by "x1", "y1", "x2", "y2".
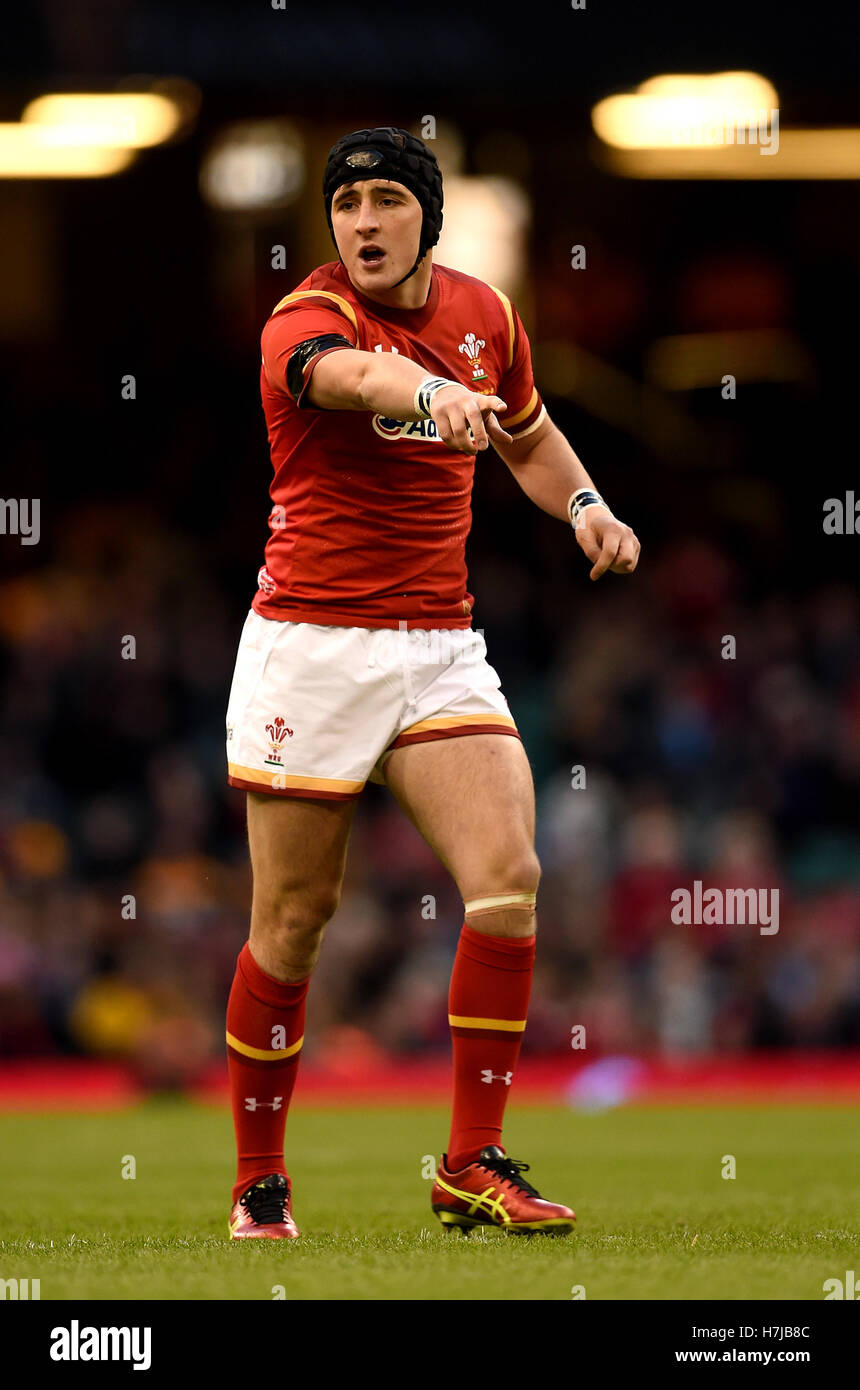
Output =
[{"x1": 0, "y1": 1101, "x2": 857, "y2": 1300}]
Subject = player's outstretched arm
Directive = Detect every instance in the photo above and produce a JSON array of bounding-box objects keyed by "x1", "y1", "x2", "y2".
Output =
[
  {"x1": 494, "y1": 413, "x2": 641, "y2": 580},
  {"x1": 306, "y1": 348, "x2": 512, "y2": 456}
]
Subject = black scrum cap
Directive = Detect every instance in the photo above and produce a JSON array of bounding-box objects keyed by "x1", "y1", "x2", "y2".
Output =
[{"x1": 323, "y1": 127, "x2": 443, "y2": 286}]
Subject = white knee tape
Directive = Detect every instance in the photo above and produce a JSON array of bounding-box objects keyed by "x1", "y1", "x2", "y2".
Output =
[{"x1": 464, "y1": 891, "x2": 537, "y2": 915}]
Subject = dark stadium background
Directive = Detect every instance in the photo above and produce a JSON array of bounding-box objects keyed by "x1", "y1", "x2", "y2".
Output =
[{"x1": 0, "y1": 1, "x2": 857, "y2": 1103}]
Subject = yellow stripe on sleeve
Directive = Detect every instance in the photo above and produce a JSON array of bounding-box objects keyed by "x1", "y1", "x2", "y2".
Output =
[
  {"x1": 500, "y1": 388, "x2": 539, "y2": 429},
  {"x1": 488, "y1": 284, "x2": 516, "y2": 369},
  {"x1": 270, "y1": 289, "x2": 359, "y2": 338},
  {"x1": 510, "y1": 403, "x2": 547, "y2": 440}
]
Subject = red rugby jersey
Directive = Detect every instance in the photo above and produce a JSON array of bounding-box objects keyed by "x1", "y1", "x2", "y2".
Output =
[{"x1": 254, "y1": 259, "x2": 545, "y2": 629}]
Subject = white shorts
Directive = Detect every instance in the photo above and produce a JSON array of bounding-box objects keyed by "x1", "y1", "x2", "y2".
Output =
[{"x1": 225, "y1": 609, "x2": 520, "y2": 800}]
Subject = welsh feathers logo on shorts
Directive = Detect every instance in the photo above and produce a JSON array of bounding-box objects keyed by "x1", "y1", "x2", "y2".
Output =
[{"x1": 264, "y1": 716, "x2": 294, "y2": 765}]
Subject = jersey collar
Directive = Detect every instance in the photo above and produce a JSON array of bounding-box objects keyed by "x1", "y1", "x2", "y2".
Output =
[{"x1": 345, "y1": 264, "x2": 440, "y2": 330}]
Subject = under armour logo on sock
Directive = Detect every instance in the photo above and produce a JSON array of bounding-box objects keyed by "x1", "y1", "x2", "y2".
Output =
[
  {"x1": 480, "y1": 1070, "x2": 513, "y2": 1085},
  {"x1": 244, "y1": 1097, "x2": 283, "y2": 1111}
]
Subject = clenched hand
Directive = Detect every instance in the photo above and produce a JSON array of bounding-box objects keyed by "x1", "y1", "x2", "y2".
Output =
[{"x1": 575, "y1": 509, "x2": 641, "y2": 581}]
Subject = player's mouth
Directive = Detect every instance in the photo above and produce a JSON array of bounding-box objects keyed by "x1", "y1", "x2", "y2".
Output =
[{"x1": 357, "y1": 244, "x2": 386, "y2": 269}]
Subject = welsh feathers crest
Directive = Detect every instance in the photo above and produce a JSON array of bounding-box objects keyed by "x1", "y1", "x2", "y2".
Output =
[{"x1": 458, "y1": 333, "x2": 488, "y2": 381}]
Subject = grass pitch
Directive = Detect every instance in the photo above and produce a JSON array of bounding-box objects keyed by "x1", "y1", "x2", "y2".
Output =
[{"x1": 0, "y1": 1100, "x2": 857, "y2": 1300}]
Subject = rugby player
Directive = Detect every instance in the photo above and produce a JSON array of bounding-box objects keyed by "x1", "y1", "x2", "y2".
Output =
[{"x1": 224, "y1": 126, "x2": 640, "y2": 1239}]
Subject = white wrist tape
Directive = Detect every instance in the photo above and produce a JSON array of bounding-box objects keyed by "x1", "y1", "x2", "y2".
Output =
[
  {"x1": 568, "y1": 487, "x2": 613, "y2": 530},
  {"x1": 414, "y1": 375, "x2": 458, "y2": 418}
]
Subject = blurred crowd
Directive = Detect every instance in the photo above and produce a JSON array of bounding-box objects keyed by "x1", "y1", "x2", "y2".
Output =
[{"x1": 1, "y1": 498, "x2": 857, "y2": 1079}]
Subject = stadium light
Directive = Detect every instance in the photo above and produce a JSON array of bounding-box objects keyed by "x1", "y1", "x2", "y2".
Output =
[
  {"x1": 592, "y1": 73, "x2": 860, "y2": 178},
  {"x1": 592, "y1": 72, "x2": 780, "y2": 149},
  {"x1": 199, "y1": 121, "x2": 305, "y2": 211},
  {"x1": 434, "y1": 176, "x2": 529, "y2": 295},
  {"x1": 22, "y1": 92, "x2": 187, "y2": 149},
  {"x1": 598, "y1": 130, "x2": 860, "y2": 179},
  {"x1": 0, "y1": 124, "x2": 135, "y2": 177}
]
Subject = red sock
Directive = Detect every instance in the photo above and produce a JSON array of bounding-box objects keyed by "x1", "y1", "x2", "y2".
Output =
[
  {"x1": 226, "y1": 942, "x2": 309, "y2": 1205},
  {"x1": 446, "y1": 921, "x2": 536, "y2": 1172}
]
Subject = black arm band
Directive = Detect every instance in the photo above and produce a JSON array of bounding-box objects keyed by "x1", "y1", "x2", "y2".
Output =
[{"x1": 286, "y1": 334, "x2": 354, "y2": 403}]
